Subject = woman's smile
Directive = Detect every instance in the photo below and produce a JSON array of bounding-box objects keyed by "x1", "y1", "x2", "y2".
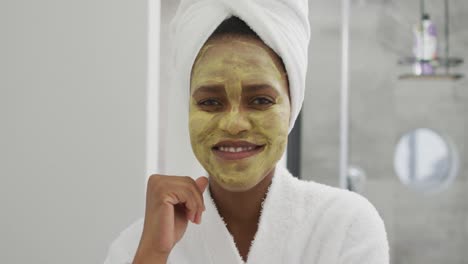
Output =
[{"x1": 211, "y1": 139, "x2": 266, "y2": 161}]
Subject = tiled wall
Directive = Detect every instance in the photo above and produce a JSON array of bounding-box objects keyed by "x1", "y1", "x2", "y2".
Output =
[{"x1": 301, "y1": 1, "x2": 468, "y2": 263}]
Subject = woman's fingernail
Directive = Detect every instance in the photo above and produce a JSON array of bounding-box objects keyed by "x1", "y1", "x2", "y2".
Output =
[{"x1": 188, "y1": 212, "x2": 193, "y2": 222}]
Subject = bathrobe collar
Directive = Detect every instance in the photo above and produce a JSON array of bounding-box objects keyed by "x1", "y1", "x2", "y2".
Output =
[{"x1": 200, "y1": 165, "x2": 296, "y2": 264}]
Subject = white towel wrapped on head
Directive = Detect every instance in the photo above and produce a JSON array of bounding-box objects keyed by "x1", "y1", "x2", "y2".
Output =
[{"x1": 169, "y1": 0, "x2": 311, "y2": 133}]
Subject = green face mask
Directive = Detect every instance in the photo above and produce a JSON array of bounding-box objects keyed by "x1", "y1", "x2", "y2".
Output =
[{"x1": 189, "y1": 36, "x2": 290, "y2": 192}]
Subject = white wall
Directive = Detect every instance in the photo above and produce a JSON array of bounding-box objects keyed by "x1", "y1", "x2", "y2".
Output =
[
  {"x1": 156, "y1": 0, "x2": 208, "y2": 180},
  {"x1": 1, "y1": 0, "x2": 149, "y2": 263}
]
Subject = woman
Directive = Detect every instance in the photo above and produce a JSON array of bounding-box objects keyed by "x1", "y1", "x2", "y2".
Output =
[{"x1": 104, "y1": 2, "x2": 389, "y2": 264}]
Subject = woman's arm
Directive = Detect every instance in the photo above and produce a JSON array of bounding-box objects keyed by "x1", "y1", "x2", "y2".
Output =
[{"x1": 103, "y1": 174, "x2": 208, "y2": 264}]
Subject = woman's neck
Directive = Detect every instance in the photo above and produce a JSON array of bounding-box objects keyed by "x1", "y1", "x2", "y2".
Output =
[{"x1": 208, "y1": 167, "x2": 275, "y2": 224}]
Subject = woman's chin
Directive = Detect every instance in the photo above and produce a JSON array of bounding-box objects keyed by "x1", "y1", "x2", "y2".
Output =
[{"x1": 212, "y1": 174, "x2": 260, "y2": 192}]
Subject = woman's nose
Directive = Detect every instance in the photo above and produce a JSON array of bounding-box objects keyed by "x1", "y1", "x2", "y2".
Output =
[{"x1": 218, "y1": 109, "x2": 252, "y2": 135}]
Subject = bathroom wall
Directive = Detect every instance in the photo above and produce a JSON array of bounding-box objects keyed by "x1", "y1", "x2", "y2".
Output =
[
  {"x1": 301, "y1": 0, "x2": 468, "y2": 263},
  {"x1": 2, "y1": 0, "x2": 148, "y2": 263},
  {"x1": 158, "y1": 0, "x2": 208, "y2": 178}
]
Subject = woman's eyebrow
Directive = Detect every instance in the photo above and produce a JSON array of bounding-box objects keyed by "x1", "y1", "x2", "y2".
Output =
[
  {"x1": 242, "y1": 84, "x2": 279, "y2": 96},
  {"x1": 192, "y1": 85, "x2": 226, "y2": 97}
]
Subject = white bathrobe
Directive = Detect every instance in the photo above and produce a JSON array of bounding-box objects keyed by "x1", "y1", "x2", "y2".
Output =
[{"x1": 103, "y1": 165, "x2": 389, "y2": 264}]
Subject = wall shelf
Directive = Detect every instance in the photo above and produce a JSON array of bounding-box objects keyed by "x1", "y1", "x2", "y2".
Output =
[
  {"x1": 398, "y1": 73, "x2": 464, "y2": 80},
  {"x1": 398, "y1": 57, "x2": 464, "y2": 67},
  {"x1": 398, "y1": 0, "x2": 464, "y2": 81}
]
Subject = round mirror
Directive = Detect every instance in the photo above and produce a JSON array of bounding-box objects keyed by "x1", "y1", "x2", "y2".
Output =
[{"x1": 394, "y1": 128, "x2": 459, "y2": 193}]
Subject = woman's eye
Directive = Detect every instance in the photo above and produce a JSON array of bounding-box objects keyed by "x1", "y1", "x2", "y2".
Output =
[
  {"x1": 199, "y1": 99, "x2": 221, "y2": 106},
  {"x1": 251, "y1": 97, "x2": 273, "y2": 105}
]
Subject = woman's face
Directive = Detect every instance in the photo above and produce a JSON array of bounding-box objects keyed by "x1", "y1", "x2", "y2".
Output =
[{"x1": 189, "y1": 35, "x2": 290, "y2": 192}]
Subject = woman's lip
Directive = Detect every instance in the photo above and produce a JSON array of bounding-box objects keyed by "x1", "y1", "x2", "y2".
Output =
[
  {"x1": 213, "y1": 140, "x2": 260, "y2": 148},
  {"x1": 212, "y1": 145, "x2": 265, "y2": 161}
]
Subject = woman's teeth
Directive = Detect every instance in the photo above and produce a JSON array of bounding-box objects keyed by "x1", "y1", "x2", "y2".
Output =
[{"x1": 218, "y1": 146, "x2": 255, "y2": 152}]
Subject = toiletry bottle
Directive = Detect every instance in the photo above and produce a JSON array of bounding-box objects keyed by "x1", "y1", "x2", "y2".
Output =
[{"x1": 413, "y1": 13, "x2": 438, "y2": 75}]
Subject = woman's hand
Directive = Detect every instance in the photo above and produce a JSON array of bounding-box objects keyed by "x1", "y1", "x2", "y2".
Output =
[{"x1": 133, "y1": 175, "x2": 209, "y2": 264}]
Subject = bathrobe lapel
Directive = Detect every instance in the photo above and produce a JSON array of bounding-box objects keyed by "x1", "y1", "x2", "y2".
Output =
[
  {"x1": 200, "y1": 187, "x2": 245, "y2": 264},
  {"x1": 246, "y1": 166, "x2": 296, "y2": 264},
  {"x1": 200, "y1": 166, "x2": 296, "y2": 264}
]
